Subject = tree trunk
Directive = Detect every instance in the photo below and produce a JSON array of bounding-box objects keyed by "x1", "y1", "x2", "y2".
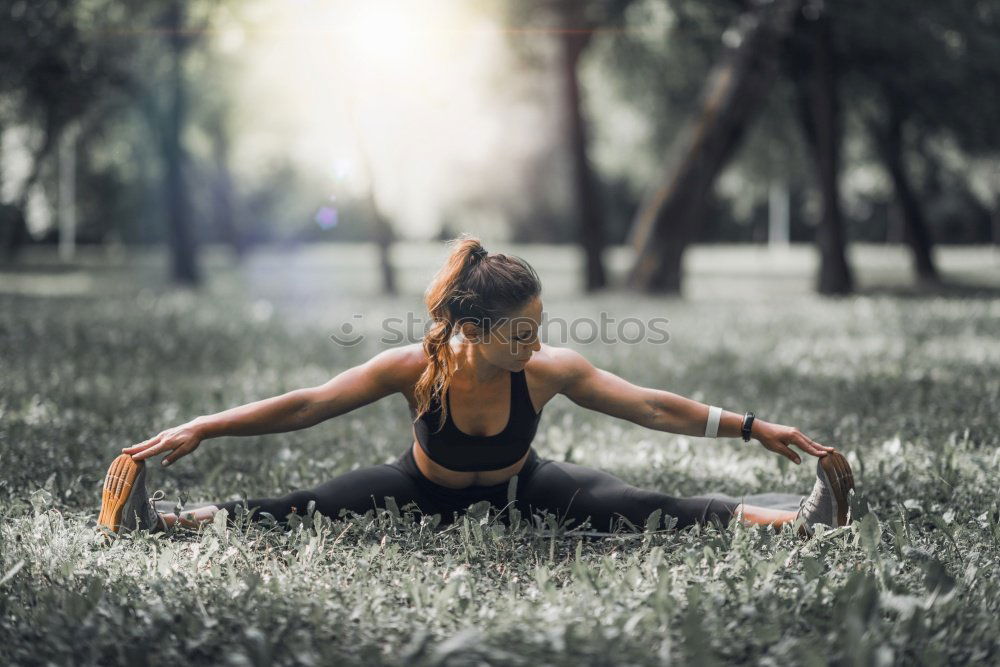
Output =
[
  {"x1": 342, "y1": 89, "x2": 396, "y2": 295},
  {"x1": 558, "y1": 5, "x2": 606, "y2": 292},
  {"x1": 992, "y1": 196, "x2": 1000, "y2": 248},
  {"x1": 2, "y1": 113, "x2": 61, "y2": 261},
  {"x1": 626, "y1": 0, "x2": 802, "y2": 294},
  {"x1": 210, "y1": 128, "x2": 246, "y2": 261},
  {"x1": 162, "y1": 0, "x2": 199, "y2": 285},
  {"x1": 372, "y1": 204, "x2": 397, "y2": 295},
  {"x1": 787, "y1": 13, "x2": 853, "y2": 295},
  {"x1": 873, "y1": 97, "x2": 939, "y2": 284},
  {"x1": 357, "y1": 151, "x2": 396, "y2": 294}
]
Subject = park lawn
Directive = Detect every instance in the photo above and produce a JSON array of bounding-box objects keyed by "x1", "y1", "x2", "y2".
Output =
[{"x1": 1, "y1": 243, "x2": 999, "y2": 665}]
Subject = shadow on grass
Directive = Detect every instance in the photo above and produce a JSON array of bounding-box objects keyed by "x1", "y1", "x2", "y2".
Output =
[{"x1": 857, "y1": 277, "x2": 1000, "y2": 299}]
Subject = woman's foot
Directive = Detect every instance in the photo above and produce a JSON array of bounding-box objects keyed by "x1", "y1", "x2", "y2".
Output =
[
  {"x1": 97, "y1": 453, "x2": 167, "y2": 538},
  {"x1": 795, "y1": 450, "x2": 855, "y2": 534}
]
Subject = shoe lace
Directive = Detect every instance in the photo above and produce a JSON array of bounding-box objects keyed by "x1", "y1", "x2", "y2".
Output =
[
  {"x1": 795, "y1": 495, "x2": 816, "y2": 536},
  {"x1": 798, "y1": 483, "x2": 823, "y2": 521},
  {"x1": 146, "y1": 489, "x2": 166, "y2": 516},
  {"x1": 146, "y1": 489, "x2": 167, "y2": 531}
]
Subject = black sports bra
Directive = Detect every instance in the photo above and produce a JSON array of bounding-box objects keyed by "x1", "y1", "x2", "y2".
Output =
[{"x1": 410, "y1": 369, "x2": 543, "y2": 472}]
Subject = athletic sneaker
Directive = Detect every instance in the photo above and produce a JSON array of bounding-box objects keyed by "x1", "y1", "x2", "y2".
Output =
[
  {"x1": 97, "y1": 453, "x2": 167, "y2": 537},
  {"x1": 795, "y1": 450, "x2": 855, "y2": 534}
]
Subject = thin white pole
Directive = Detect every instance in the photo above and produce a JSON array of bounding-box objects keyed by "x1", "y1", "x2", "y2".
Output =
[{"x1": 768, "y1": 178, "x2": 790, "y2": 247}]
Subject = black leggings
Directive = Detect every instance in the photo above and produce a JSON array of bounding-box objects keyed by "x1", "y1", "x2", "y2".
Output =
[{"x1": 215, "y1": 447, "x2": 738, "y2": 533}]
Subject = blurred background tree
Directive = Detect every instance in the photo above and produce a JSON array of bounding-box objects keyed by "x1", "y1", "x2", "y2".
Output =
[
  {"x1": 501, "y1": 0, "x2": 635, "y2": 292},
  {"x1": 0, "y1": 0, "x2": 140, "y2": 261},
  {"x1": 621, "y1": 0, "x2": 807, "y2": 294},
  {"x1": 1, "y1": 0, "x2": 998, "y2": 294},
  {"x1": 836, "y1": 0, "x2": 1000, "y2": 285}
]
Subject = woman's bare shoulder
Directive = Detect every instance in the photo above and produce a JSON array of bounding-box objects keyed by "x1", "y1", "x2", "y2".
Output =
[
  {"x1": 365, "y1": 343, "x2": 427, "y2": 390},
  {"x1": 526, "y1": 343, "x2": 591, "y2": 384}
]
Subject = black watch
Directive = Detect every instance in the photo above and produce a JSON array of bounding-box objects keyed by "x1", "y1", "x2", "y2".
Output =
[{"x1": 741, "y1": 411, "x2": 755, "y2": 442}]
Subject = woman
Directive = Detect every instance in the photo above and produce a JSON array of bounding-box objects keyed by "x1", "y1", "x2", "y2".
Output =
[{"x1": 98, "y1": 236, "x2": 854, "y2": 538}]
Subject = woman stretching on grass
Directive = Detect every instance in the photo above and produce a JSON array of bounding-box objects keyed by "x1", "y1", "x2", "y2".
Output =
[{"x1": 98, "y1": 236, "x2": 854, "y2": 539}]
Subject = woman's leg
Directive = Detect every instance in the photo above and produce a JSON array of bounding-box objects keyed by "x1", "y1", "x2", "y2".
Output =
[
  {"x1": 516, "y1": 460, "x2": 739, "y2": 532},
  {"x1": 736, "y1": 504, "x2": 799, "y2": 529},
  {"x1": 163, "y1": 462, "x2": 436, "y2": 529}
]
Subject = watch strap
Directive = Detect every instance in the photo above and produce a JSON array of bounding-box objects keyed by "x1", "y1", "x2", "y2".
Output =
[{"x1": 741, "y1": 411, "x2": 755, "y2": 442}]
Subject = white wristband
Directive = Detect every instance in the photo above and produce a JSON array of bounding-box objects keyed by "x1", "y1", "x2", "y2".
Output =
[{"x1": 704, "y1": 405, "x2": 722, "y2": 438}]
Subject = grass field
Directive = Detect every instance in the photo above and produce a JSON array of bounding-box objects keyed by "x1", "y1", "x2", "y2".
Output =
[{"x1": 1, "y1": 243, "x2": 999, "y2": 665}]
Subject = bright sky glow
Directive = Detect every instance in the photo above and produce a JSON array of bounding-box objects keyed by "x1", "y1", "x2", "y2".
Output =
[{"x1": 221, "y1": 0, "x2": 552, "y2": 239}]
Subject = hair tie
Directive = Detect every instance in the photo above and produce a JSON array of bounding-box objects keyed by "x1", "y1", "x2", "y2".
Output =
[{"x1": 471, "y1": 246, "x2": 488, "y2": 262}]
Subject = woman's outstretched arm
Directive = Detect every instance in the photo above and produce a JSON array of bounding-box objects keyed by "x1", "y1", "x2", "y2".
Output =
[
  {"x1": 123, "y1": 346, "x2": 414, "y2": 467},
  {"x1": 554, "y1": 347, "x2": 833, "y2": 464}
]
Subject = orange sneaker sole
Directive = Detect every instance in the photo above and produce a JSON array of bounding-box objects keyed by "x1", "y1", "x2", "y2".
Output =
[
  {"x1": 819, "y1": 450, "x2": 855, "y2": 527},
  {"x1": 97, "y1": 453, "x2": 141, "y2": 537}
]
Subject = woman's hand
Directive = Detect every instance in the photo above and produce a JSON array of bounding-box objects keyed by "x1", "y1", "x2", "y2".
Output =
[
  {"x1": 750, "y1": 420, "x2": 834, "y2": 464},
  {"x1": 121, "y1": 420, "x2": 205, "y2": 467}
]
